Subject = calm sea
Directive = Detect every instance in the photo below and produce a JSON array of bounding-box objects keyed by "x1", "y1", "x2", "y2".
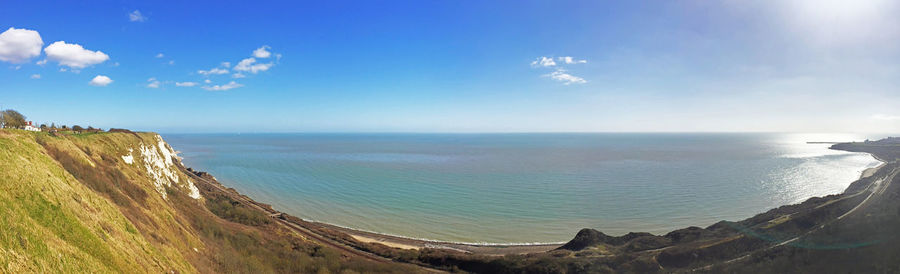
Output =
[{"x1": 165, "y1": 133, "x2": 881, "y2": 244}]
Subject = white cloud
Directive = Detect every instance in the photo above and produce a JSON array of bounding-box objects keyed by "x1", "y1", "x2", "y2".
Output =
[
  {"x1": 558, "y1": 56, "x2": 587, "y2": 64},
  {"x1": 221, "y1": 61, "x2": 231, "y2": 68},
  {"x1": 44, "y1": 41, "x2": 109, "y2": 68},
  {"x1": 36, "y1": 59, "x2": 47, "y2": 65},
  {"x1": 155, "y1": 53, "x2": 164, "y2": 58},
  {"x1": 147, "y1": 77, "x2": 160, "y2": 88},
  {"x1": 129, "y1": 10, "x2": 146, "y2": 22},
  {"x1": 253, "y1": 45, "x2": 272, "y2": 58},
  {"x1": 531, "y1": 56, "x2": 556, "y2": 67},
  {"x1": 89, "y1": 75, "x2": 113, "y2": 86},
  {"x1": 233, "y1": 57, "x2": 273, "y2": 73},
  {"x1": 0, "y1": 27, "x2": 43, "y2": 63},
  {"x1": 204, "y1": 79, "x2": 211, "y2": 84},
  {"x1": 175, "y1": 81, "x2": 197, "y2": 87},
  {"x1": 202, "y1": 81, "x2": 243, "y2": 91},
  {"x1": 30, "y1": 74, "x2": 40, "y2": 79},
  {"x1": 168, "y1": 60, "x2": 175, "y2": 65},
  {"x1": 545, "y1": 69, "x2": 586, "y2": 85},
  {"x1": 197, "y1": 67, "x2": 228, "y2": 75},
  {"x1": 871, "y1": 114, "x2": 900, "y2": 120},
  {"x1": 232, "y1": 72, "x2": 246, "y2": 78}
]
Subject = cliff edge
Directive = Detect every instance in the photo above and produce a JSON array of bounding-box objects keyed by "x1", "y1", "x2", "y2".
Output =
[{"x1": 0, "y1": 130, "x2": 415, "y2": 273}]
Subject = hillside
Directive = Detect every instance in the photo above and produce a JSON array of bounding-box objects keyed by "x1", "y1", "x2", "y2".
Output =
[{"x1": 0, "y1": 129, "x2": 415, "y2": 273}]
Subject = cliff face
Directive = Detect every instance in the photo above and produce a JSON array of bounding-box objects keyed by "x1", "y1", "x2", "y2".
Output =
[{"x1": 0, "y1": 130, "x2": 410, "y2": 273}]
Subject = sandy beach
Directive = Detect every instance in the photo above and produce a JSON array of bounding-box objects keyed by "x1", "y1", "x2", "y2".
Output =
[{"x1": 325, "y1": 222, "x2": 562, "y2": 255}]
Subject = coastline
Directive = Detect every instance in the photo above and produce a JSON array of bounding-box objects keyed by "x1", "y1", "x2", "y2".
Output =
[
  {"x1": 176, "y1": 145, "x2": 891, "y2": 257},
  {"x1": 319, "y1": 220, "x2": 563, "y2": 255},
  {"x1": 182, "y1": 165, "x2": 563, "y2": 255},
  {"x1": 323, "y1": 150, "x2": 889, "y2": 254},
  {"x1": 860, "y1": 161, "x2": 886, "y2": 179}
]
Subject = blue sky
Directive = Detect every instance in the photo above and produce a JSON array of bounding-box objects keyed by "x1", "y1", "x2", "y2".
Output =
[{"x1": 1, "y1": 0, "x2": 900, "y2": 133}]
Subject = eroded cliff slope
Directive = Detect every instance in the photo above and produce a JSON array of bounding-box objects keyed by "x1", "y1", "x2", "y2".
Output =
[{"x1": 0, "y1": 130, "x2": 412, "y2": 273}]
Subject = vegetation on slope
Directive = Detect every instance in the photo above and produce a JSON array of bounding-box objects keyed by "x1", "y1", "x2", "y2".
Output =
[{"x1": 0, "y1": 129, "x2": 415, "y2": 273}]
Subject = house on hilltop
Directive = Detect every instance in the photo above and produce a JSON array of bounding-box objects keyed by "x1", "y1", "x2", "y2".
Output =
[{"x1": 23, "y1": 121, "x2": 40, "y2": 132}]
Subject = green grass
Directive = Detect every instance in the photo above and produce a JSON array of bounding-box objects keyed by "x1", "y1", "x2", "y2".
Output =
[
  {"x1": 0, "y1": 129, "x2": 416, "y2": 273},
  {"x1": 21, "y1": 192, "x2": 122, "y2": 271}
]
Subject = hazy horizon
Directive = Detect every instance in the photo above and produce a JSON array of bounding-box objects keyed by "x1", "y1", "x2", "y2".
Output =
[{"x1": 3, "y1": 1, "x2": 900, "y2": 133}]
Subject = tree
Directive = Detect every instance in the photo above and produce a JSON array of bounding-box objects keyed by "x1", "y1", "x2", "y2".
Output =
[
  {"x1": 72, "y1": 125, "x2": 84, "y2": 132},
  {"x1": 0, "y1": 109, "x2": 26, "y2": 129}
]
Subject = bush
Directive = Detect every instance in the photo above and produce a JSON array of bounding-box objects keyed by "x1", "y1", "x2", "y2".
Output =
[{"x1": 205, "y1": 195, "x2": 270, "y2": 226}]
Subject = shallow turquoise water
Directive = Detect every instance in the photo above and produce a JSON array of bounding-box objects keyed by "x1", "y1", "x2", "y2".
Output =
[{"x1": 165, "y1": 133, "x2": 881, "y2": 244}]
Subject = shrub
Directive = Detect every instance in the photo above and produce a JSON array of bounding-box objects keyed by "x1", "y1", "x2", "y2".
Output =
[{"x1": 205, "y1": 195, "x2": 270, "y2": 226}]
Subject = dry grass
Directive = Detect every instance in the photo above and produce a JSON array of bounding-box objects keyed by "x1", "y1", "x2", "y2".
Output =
[{"x1": 0, "y1": 129, "x2": 415, "y2": 273}]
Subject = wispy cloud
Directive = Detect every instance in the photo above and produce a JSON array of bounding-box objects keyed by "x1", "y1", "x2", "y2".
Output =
[
  {"x1": 234, "y1": 57, "x2": 273, "y2": 74},
  {"x1": 147, "y1": 77, "x2": 160, "y2": 88},
  {"x1": 545, "y1": 69, "x2": 586, "y2": 85},
  {"x1": 30, "y1": 74, "x2": 40, "y2": 79},
  {"x1": 155, "y1": 53, "x2": 164, "y2": 58},
  {"x1": 531, "y1": 56, "x2": 556, "y2": 67},
  {"x1": 202, "y1": 81, "x2": 243, "y2": 91},
  {"x1": 129, "y1": 10, "x2": 146, "y2": 22},
  {"x1": 531, "y1": 55, "x2": 588, "y2": 85},
  {"x1": 197, "y1": 67, "x2": 228, "y2": 75},
  {"x1": 188, "y1": 46, "x2": 279, "y2": 90},
  {"x1": 252, "y1": 45, "x2": 272, "y2": 58},
  {"x1": 558, "y1": 56, "x2": 587, "y2": 64}
]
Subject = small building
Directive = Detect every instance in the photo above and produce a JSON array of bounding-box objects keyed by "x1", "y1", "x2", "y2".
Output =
[{"x1": 23, "y1": 121, "x2": 40, "y2": 132}]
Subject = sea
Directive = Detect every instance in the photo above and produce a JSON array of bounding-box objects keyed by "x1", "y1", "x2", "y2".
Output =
[{"x1": 164, "y1": 133, "x2": 882, "y2": 245}]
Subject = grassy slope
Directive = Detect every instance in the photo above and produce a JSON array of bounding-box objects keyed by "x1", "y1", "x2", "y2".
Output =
[
  {"x1": 0, "y1": 130, "x2": 411, "y2": 273},
  {"x1": 0, "y1": 130, "x2": 188, "y2": 272}
]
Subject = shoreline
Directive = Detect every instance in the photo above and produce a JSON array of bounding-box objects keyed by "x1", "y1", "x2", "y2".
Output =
[
  {"x1": 324, "y1": 149, "x2": 888, "y2": 253},
  {"x1": 305, "y1": 218, "x2": 567, "y2": 246},
  {"x1": 180, "y1": 141, "x2": 891, "y2": 256},
  {"x1": 859, "y1": 151, "x2": 887, "y2": 179},
  {"x1": 316, "y1": 220, "x2": 563, "y2": 254}
]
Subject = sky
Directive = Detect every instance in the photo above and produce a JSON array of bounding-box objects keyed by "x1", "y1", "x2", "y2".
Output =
[{"x1": 1, "y1": 0, "x2": 900, "y2": 133}]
